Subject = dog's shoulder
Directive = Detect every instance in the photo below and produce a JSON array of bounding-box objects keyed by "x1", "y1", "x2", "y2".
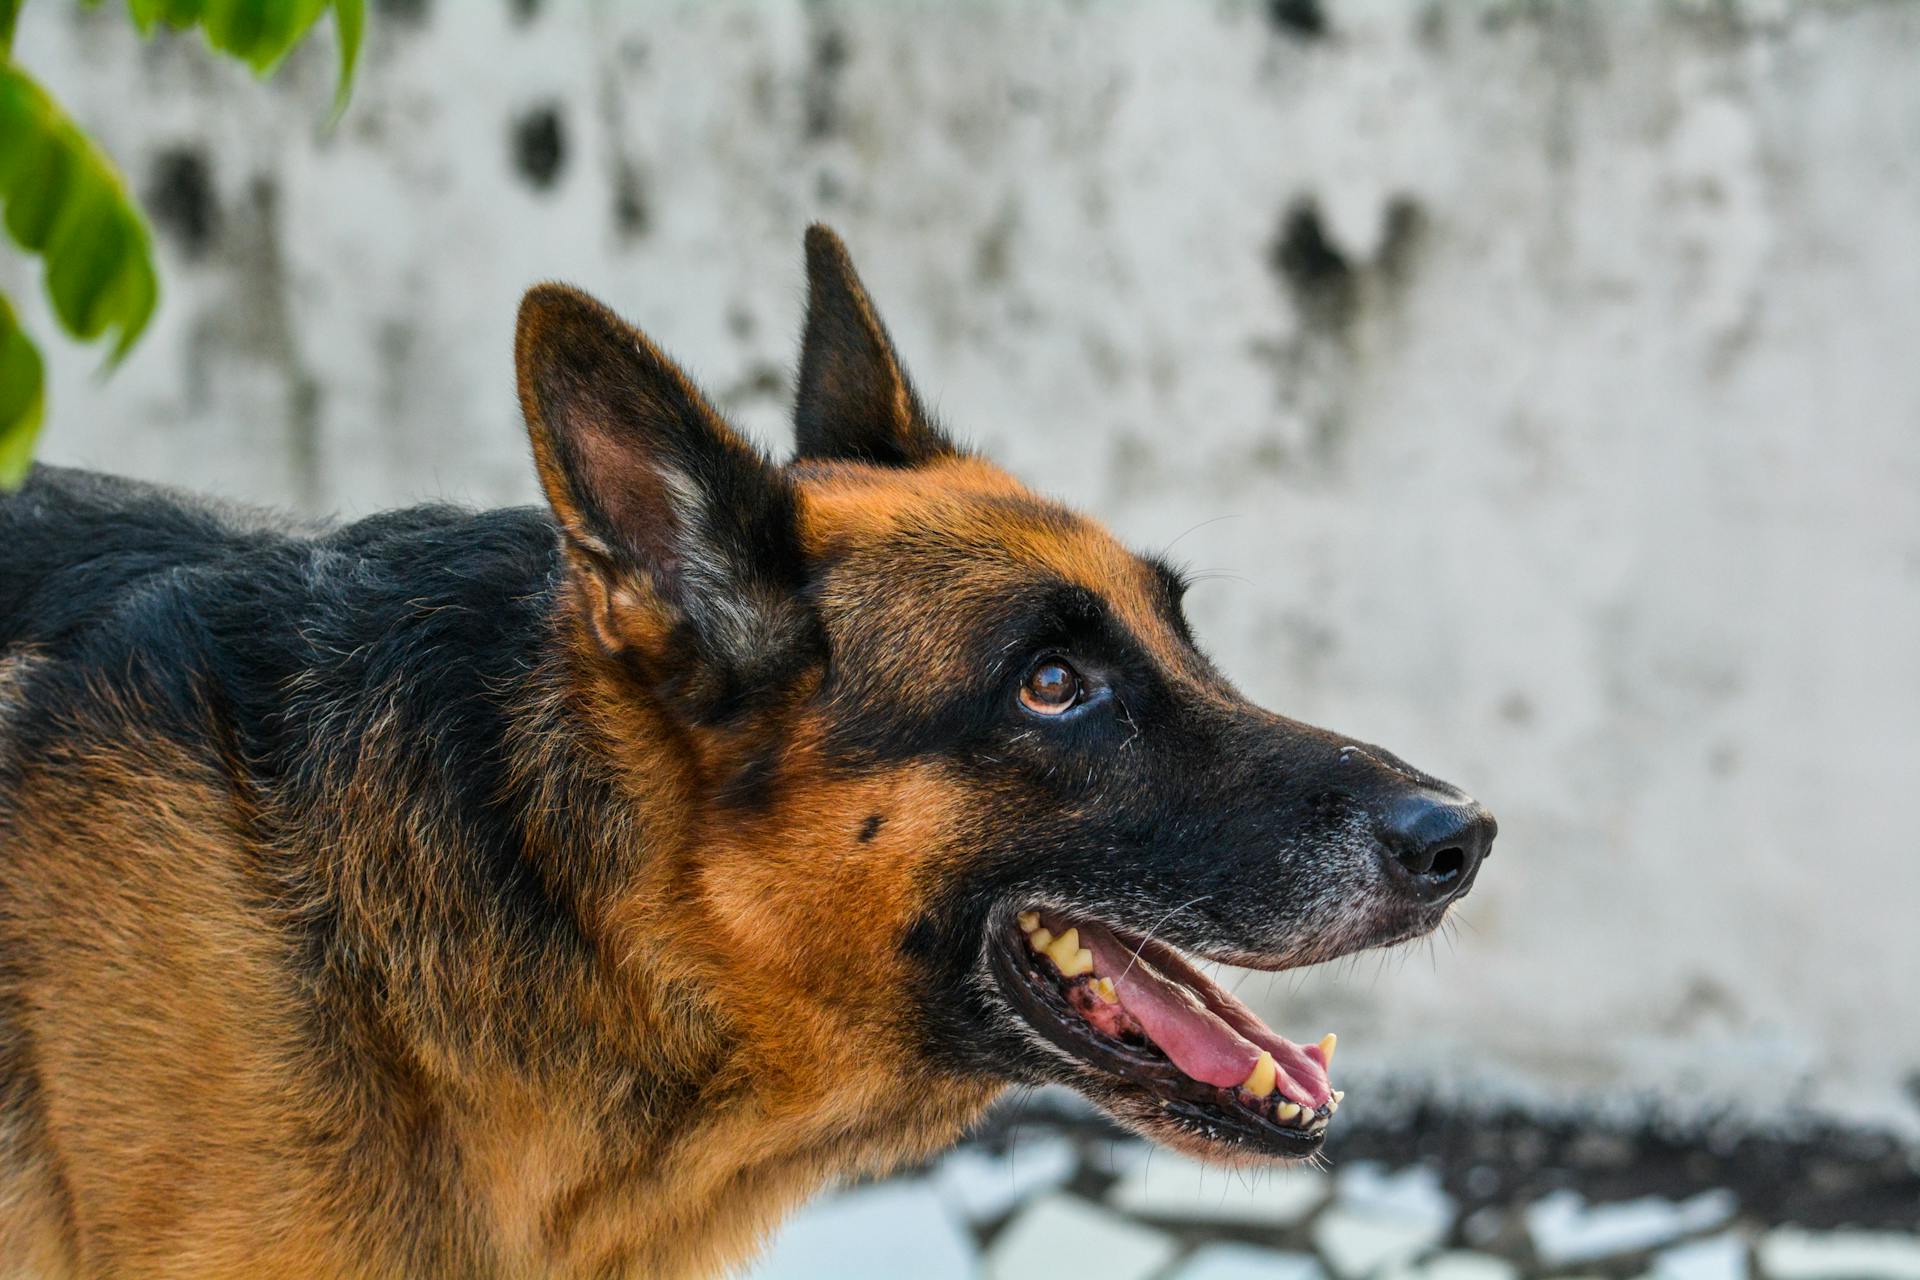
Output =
[{"x1": 0, "y1": 465, "x2": 561, "y2": 758}]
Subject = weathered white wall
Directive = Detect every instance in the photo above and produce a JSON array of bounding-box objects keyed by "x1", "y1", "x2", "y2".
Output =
[{"x1": 9, "y1": 1, "x2": 1918, "y2": 1128}]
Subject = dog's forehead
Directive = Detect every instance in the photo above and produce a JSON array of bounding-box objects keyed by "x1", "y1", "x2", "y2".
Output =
[{"x1": 792, "y1": 456, "x2": 1182, "y2": 658}]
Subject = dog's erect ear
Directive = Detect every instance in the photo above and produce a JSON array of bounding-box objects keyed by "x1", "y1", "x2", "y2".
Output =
[
  {"x1": 517, "y1": 284, "x2": 816, "y2": 700},
  {"x1": 793, "y1": 224, "x2": 958, "y2": 467}
]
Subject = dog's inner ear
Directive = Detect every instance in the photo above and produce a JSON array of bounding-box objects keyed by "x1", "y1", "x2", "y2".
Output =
[
  {"x1": 793, "y1": 224, "x2": 959, "y2": 468},
  {"x1": 516, "y1": 284, "x2": 815, "y2": 697}
]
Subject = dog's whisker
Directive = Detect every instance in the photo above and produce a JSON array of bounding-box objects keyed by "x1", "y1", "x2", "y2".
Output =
[{"x1": 1116, "y1": 894, "x2": 1215, "y2": 983}]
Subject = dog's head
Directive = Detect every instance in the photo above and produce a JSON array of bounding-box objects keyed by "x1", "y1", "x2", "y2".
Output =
[{"x1": 515, "y1": 227, "x2": 1494, "y2": 1164}]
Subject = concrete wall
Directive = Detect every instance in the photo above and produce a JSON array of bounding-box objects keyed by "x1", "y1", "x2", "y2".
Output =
[{"x1": 9, "y1": 1, "x2": 1918, "y2": 1129}]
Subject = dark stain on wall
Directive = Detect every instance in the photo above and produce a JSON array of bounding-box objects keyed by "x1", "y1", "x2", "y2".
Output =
[
  {"x1": 1267, "y1": 0, "x2": 1328, "y2": 39},
  {"x1": 1269, "y1": 194, "x2": 1427, "y2": 336},
  {"x1": 803, "y1": 0, "x2": 849, "y2": 140},
  {"x1": 373, "y1": 0, "x2": 431, "y2": 26},
  {"x1": 1377, "y1": 195, "x2": 1427, "y2": 286},
  {"x1": 612, "y1": 158, "x2": 650, "y2": 240},
  {"x1": 511, "y1": 104, "x2": 568, "y2": 191},
  {"x1": 1254, "y1": 192, "x2": 1432, "y2": 475},
  {"x1": 974, "y1": 201, "x2": 1019, "y2": 286},
  {"x1": 597, "y1": 73, "x2": 650, "y2": 243},
  {"x1": 146, "y1": 148, "x2": 219, "y2": 260},
  {"x1": 1270, "y1": 199, "x2": 1356, "y2": 333},
  {"x1": 508, "y1": 0, "x2": 541, "y2": 23},
  {"x1": 715, "y1": 362, "x2": 791, "y2": 415}
]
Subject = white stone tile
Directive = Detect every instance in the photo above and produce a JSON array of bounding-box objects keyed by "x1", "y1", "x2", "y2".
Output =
[
  {"x1": 1381, "y1": 1249, "x2": 1519, "y2": 1280},
  {"x1": 1109, "y1": 1152, "x2": 1330, "y2": 1226},
  {"x1": 1646, "y1": 1232, "x2": 1748, "y2": 1280},
  {"x1": 1758, "y1": 1228, "x2": 1920, "y2": 1280},
  {"x1": 1314, "y1": 1205, "x2": 1450, "y2": 1279},
  {"x1": 934, "y1": 1139, "x2": 1078, "y2": 1223},
  {"x1": 1171, "y1": 1242, "x2": 1328, "y2": 1280},
  {"x1": 1526, "y1": 1188, "x2": 1737, "y2": 1268},
  {"x1": 986, "y1": 1195, "x2": 1177, "y2": 1280},
  {"x1": 748, "y1": 1180, "x2": 977, "y2": 1280},
  {"x1": 1336, "y1": 1162, "x2": 1456, "y2": 1235}
]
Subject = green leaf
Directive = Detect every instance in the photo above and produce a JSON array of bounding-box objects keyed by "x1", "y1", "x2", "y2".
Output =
[
  {"x1": 0, "y1": 63, "x2": 158, "y2": 367},
  {"x1": 0, "y1": 291, "x2": 46, "y2": 491},
  {"x1": 128, "y1": 0, "x2": 211, "y2": 34},
  {"x1": 133, "y1": 0, "x2": 348, "y2": 86},
  {"x1": 330, "y1": 0, "x2": 363, "y2": 119},
  {"x1": 0, "y1": 122, "x2": 77, "y2": 252},
  {"x1": 122, "y1": 0, "x2": 362, "y2": 112}
]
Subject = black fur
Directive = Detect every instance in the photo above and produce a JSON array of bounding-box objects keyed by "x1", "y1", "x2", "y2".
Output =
[{"x1": 793, "y1": 224, "x2": 957, "y2": 467}]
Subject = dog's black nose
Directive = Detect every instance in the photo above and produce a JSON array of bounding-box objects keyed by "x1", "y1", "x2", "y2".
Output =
[{"x1": 1377, "y1": 790, "x2": 1495, "y2": 903}]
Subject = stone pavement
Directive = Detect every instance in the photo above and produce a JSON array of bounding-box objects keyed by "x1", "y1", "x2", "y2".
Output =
[{"x1": 747, "y1": 1096, "x2": 1920, "y2": 1280}]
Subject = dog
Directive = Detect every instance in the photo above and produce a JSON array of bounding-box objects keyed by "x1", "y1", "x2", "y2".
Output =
[{"x1": 0, "y1": 226, "x2": 1494, "y2": 1278}]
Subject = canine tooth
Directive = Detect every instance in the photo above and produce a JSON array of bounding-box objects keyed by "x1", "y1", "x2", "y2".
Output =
[
  {"x1": 1027, "y1": 928, "x2": 1054, "y2": 953},
  {"x1": 1327, "y1": 1098, "x2": 1340, "y2": 1114},
  {"x1": 1274, "y1": 1101, "x2": 1301, "y2": 1121},
  {"x1": 1241, "y1": 1051, "x2": 1277, "y2": 1098},
  {"x1": 1332, "y1": 1090, "x2": 1345, "y2": 1103},
  {"x1": 1057, "y1": 947, "x2": 1095, "y2": 978},
  {"x1": 1045, "y1": 928, "x2": 1081, "y2": 969},
  {"x1": 1318, "y1": 1032, "x2": 1337, "y2": 1068},
  {"x1": 1091, "y1": 977, "x2": 1118, "y2": 1004},
  {"x1": 1017, "y1": 911, "x2": 1040, "y2": 932}
]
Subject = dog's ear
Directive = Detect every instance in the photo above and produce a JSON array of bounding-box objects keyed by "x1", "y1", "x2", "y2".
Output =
[
  {"x1": 793, "y1": 224, "x2": 958, "y2": 467},
  {"x1": 517, "y1": 284, "x2": 816, "y2": 704}
]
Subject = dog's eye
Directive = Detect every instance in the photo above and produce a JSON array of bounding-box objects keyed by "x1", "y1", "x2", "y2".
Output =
[{"x1": 1020, "y1": 659, "x2": 1083, "y2": 716}]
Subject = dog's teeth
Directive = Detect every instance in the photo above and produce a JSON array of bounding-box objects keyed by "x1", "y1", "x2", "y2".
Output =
[
  {"x1": 1332, "y1": 1089, "x2": 1345, "y2": 1104},
  {"x1": 1318, "y1": 1032, "x2": 1337, "y2": 1068},
  {"x1": 1091, "y1": 977, "x2": 1118, "y2": 1004},
  {"x1": 1036, "y1": 925, "x2": 1092, "y2": 976},
  {"x1": 1017, "y1": 911, "x2": 1040, "y2": 933},
  {"x1": 1044, "y1": 928, "x2": 1081, "y2": 969},
  {"x1": 1274, "y1": 1101, "x2": 1300, "y2": 1121},
  {"x1": 1327, "y1": 1098, "x2": 1340, "y2": 1114},
  {"x1": 1241, "y1": 1051, "x2": 1277, "y2": 1098}
]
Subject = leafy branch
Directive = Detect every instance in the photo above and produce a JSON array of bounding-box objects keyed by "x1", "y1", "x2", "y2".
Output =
[{"x1": 0, "y1": 0, "x2": 364, "y2": 488}]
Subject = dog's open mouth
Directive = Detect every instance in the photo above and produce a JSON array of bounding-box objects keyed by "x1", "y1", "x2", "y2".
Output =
[{"x1": 989, "y1": 908, "x2": 1340, "y2": 1160}]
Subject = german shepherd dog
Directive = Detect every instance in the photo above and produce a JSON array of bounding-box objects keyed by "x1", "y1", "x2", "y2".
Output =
[{"x1": 0, "y1": 227, "x2": 1494, "y2": 1278}]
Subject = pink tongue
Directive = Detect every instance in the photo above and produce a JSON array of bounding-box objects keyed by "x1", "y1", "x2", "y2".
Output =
[
  {"x1": 1138, "y1": 936, "x2": 1331, "y2": 1106},
  {"x1": 1075, "y1": 922, "x2": 1332, "y2": 1106}
]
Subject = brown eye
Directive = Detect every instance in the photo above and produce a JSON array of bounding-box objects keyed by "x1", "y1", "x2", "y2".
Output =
[{"x1": 1020, "y1": 659, "x2": 1082, "y2": 715}]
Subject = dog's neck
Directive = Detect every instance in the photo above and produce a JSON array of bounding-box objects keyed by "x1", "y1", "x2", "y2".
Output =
[{"x1": 292, "y1": 611, "x2": 998, "y2": 1276}]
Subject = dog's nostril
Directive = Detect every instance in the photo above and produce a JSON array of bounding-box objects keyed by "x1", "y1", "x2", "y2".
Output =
[
  {"x1": 1397, "y1": 843, "x2": 1437, "y2": 877},
  {"x1": 1428, "y1": 846, "x2": 1467, "y2": 884}
]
